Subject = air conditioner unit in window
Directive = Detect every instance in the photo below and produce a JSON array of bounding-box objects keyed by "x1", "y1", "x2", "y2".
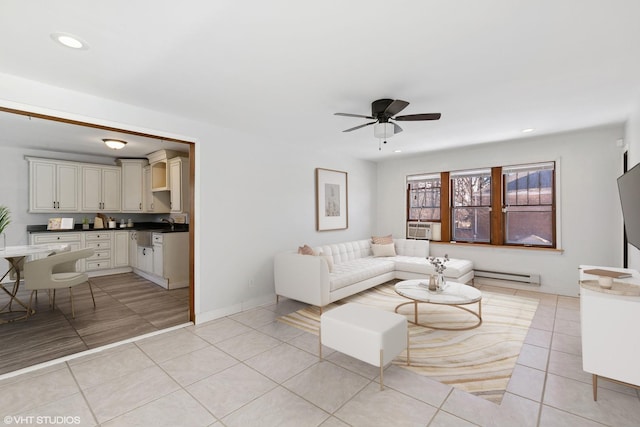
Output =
[{"x1": 407, "y1": 221, "x2": 441, "y2": 241}]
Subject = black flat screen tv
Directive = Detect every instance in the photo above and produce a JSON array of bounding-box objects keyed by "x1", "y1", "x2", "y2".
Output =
[{"x1": 618, "y1": 162, "x2": 640, "y2": 250}]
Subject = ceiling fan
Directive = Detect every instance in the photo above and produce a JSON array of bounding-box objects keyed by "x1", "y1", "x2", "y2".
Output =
[{"x1": 334, "y1": 98, "x2": 441, "y2": 144}]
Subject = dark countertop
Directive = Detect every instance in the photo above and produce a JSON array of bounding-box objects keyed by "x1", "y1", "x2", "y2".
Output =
[{"x1": 27, "y1": 222, "x2": 189, "y2": 234}]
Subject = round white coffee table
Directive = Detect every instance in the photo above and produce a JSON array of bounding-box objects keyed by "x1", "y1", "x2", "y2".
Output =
[{"x1": 394, "y1": 279, "x2": 482, "y2": 330}]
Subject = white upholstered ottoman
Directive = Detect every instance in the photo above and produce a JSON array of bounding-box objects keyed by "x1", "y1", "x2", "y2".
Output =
[{"x1": 320, "y1": 303, "x2": 409, "y2": 390}]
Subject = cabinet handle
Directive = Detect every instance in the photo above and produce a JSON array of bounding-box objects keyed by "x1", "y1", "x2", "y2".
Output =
[
  {"x1": 139, "y1": 202, "x2": 142, "y2": 210},
  {"x1": 143, "y1": 248, "x2": 146, "y2": 256}
]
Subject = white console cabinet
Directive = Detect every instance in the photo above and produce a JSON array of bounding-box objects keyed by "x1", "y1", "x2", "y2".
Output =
[{"x1": 579, "y1": 265, "x2": 640, "y2": 400}]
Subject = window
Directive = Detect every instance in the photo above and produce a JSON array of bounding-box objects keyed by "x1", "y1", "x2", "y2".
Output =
[
  {"x1": 406, "y1": 161, "x2": 557, "y2": 248},
  {"x1": 407, "y1": 174, "x2": 441, "y2": 221},
  {"x1": 450, "y1": 169, "x2": 491, "y2": 243},
  {"x1": 503, "y1": 162, "x2": 555, "y2": 247}
]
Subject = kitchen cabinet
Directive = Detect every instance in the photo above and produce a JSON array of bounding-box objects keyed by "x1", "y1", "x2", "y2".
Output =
[
  {"x1": 169, "y1": 156, "x2": 190, "y2": 213},
  {"x1": 28, "y1": 158, "x2": 79, "y2": 213},
  {"x1": 119, "y1": 159, "x2": 146, "y2": 212},
  {"x1": 113, "y1": 231, "x2": 129, "y2": 268},
  {"x1": 81, "y1": 165, "x2": 122, "y2": 212},
  {"x1": 84, "y1": 231, "x2": 112, "y2": 271},
  {"x1": 151, "y1": 232, "x2": 188, "y2": 289},
  {"x1": 29, "y1": 232, "x2": 84, "y2": 271},
  {"x1": 143, "y1": 165, "x2": 170, "y2": 213},
  {"x1": 152, "y1": 234, "x2": 163, "y2": 278},
  {"x1": 137, "y1": 246, "x2": 154, "y2": 274},
  {"x1": 128, "y1": 231, "x2": 138, "y2": 268}
]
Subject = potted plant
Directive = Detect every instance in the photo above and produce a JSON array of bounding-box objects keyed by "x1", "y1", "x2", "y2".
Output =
[
  {"x1": 0, "y1": 205, "x2": 10, "y2": 250},
  {"x1": 82, "y1": 216, "x2": 90, "y2": 230}
]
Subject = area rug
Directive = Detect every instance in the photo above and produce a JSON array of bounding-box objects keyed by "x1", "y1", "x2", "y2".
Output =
[{"x1": 278, "y1": 281, "x2": 538, "y2": 404}]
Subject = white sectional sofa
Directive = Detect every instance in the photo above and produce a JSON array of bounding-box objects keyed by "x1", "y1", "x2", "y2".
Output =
[{"x1": 274, "y1": 238, "x2": 474, "y2": 308}]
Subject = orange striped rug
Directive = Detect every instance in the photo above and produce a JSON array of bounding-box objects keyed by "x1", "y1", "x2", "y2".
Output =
[{"x1": 278, "y1": 281, "x2": 538, "y2": 404}]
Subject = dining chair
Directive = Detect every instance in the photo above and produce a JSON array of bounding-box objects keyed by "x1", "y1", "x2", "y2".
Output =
[{"x1": 24, "y1": 248, "x2": 96, "y2": 319}]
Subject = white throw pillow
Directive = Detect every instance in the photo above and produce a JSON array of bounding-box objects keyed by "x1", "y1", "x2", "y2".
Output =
[{"x1": 371, "y1": 243, "x2": 396, "y2": 257}]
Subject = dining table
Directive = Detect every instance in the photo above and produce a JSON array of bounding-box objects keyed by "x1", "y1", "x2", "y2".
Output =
[{"x1": 0, "y1": 243, "x2": 69, "y2": 323}]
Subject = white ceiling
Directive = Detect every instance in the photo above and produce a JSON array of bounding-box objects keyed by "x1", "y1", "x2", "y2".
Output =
[{"x1": 0, "y1": 1, "x2": 639, "y2": 161}]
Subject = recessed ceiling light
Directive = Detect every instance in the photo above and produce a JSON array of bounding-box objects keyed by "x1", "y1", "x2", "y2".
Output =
[
  {"x1": 50, "y1": 32, "x2": 89, "y2": 50},
  {"x1": 521, "y1": 128, "x2": 535, "y2": 133},
  {"x1": 394, "y1": 149, "x2": 402, "y2": 153}
]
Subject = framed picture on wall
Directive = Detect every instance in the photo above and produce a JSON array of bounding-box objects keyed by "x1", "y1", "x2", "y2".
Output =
[{"x1": 316, "y1": 168, "x2": 348, "y2": 231}]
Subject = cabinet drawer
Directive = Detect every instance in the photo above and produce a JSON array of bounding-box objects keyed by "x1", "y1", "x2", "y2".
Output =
[
  {"x1": 85, "y1": 232, "x2": 111, "y2": 241},
  {"x1": 32, "y1": 233, "x2": 81, "y2": 244},
  {"x1": 85, "y1": 260, "x2": 112, "y2": 271},
  {"x1": 86, "y1": 241, "x2": 111, "y2": 250},
  {"x1": 88, "y1": 250, "x2": 111, "y2": 261}
]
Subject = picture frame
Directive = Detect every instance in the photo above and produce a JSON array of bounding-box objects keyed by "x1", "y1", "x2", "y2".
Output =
[{"x1": 316, "y1": 168, "x2": 348, "y2": 231}]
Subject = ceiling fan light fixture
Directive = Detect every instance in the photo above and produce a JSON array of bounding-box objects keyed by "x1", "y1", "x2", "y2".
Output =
[
  {"x1": 374, "y1": 122, "x2": 394, "y2": 139},
  {"x1": 103, "y1": 139, "x2": 127, "y2": 150}
]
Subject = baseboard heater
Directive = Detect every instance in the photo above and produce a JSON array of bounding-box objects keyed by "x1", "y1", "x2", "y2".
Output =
[{"x1": 474, "y1": 269, "x2": 541, "y2": 285}]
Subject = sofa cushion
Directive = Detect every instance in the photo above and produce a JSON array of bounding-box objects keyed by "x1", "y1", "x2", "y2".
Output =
[
  {"x1": 393, "y1": 256, "x2": 473, "y2": 278},
  {"x1": 298, "y1": 245, "x2": 317, "y2": 256},
  {"x1": 315, "y1": 240, "x2": 372, "y2": 265},
  {"x1": 372, "y1": 234, "x2": 393, "y2": 245},
  {"x1": 330, "y1": 257, "x2": 395, "y2": 291},
  {"x1": 371, "y1": 243, "x2": 396, "y2": 257}
]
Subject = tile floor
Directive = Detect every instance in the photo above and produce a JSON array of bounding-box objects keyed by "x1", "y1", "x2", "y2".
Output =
[{"x1": 1, "y1": 285, "x2": 639, "y2": 426}]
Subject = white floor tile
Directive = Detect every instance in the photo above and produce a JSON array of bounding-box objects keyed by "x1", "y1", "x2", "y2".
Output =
[
  {"x1": 283, "y1": 362, "x2": 369, "y2": 413},
  {"x1": 101, "y1": 389, "x2": 215, "y2": 427},
  {"x1": 159, "y1": 345, "x2": 238, "y2": 386},
  {"x1": 222, "y1": 386, "x2": 329, "y2": 427},
  {"x1": 187, "y1": 363, "x2": 276, "y2": 419},
  {"x1": 244, "y1": 342, "x2": 318, "y2": 383},
  {"x1": 334, "y1": 381, "x2": 438, "y2": 427}
]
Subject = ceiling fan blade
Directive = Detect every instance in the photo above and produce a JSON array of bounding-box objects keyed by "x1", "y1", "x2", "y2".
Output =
[
  {"x1": 392, "y1": 122, "x2": 403, "y2": 134},
  {"x1": 394, "y1": 113, "x2": 441, "y2": 121},
  {"x1": 334, "y1": 112, "x2": 375, "y2": 119},
  {"x1": 384, "y1": 100, "x2": 409, "y2": 117},
  {"x1": 342, "y1": 121, "x2": 377, "y2": 132}
]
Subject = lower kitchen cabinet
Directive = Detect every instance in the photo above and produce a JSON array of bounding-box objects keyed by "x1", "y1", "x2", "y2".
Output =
[
  {"x1": 137, "y1": 246, "x2": 154, "y2": 273},
  {"x1": 29, "y1": 230, "x2": 133, "y2": 275},
  {"x1": 28, "y1": 229, "x2": 188, "y2": 287},
  {"x1": 113, "y1": 231, "x2": 129, "y2": 268},
  {"x1": 128, "y1": 231, "x2": 139, "y2": 268}
]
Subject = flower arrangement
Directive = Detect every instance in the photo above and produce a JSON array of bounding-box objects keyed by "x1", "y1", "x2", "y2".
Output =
[
  {"x1": 0, "y1": 205, "x2": 10, "y2": 235},
  {"x1": 428, "y1": 254, "x2": 449, "y2": 274}
]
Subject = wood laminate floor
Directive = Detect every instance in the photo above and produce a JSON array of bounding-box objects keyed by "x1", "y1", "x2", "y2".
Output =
[{"x1": 0, "y1": 272, "x2": 189, "y2": 375}]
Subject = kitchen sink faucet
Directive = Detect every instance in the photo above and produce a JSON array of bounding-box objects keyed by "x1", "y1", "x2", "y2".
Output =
[{"x1": 162, "y1": 218, "x2": 175, "y2": 231}]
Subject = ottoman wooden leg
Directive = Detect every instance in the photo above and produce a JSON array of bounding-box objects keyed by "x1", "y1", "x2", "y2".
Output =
[{"x1": 380, "y1": 349, "x2": 384, "y2": 391}]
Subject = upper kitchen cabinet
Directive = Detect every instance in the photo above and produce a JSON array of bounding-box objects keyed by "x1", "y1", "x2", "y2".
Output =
[
  {"x1": 28, "y1": 157, "x2": 80, "y2": 213},
  {"x1": 147, "y1": 149, "x2": 185, "y2": 192},
  {"x1": 81, "y1": 164, "x2": 121, "y2": 212},
  {"x1": 143, "y1": 165, "x2": 170, "y2": 213},
  {"x1": 118, "y1": 159, "x2": 146, "y2": 213},
  {"x1": 169, "y1": 156, "x2": 190, "y2": 213}
]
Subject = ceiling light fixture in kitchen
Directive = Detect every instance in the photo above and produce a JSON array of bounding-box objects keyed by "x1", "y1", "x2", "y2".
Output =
[{"x1": 103, "y1": 139, "x2": 127, "y2": 150}]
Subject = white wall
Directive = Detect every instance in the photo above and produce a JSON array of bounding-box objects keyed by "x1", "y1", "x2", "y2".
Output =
[
  {"x1": 376, "y1": 125, "x2": 626, "y2": 296},
  {"x1": 625, "y1": 93, "x2": 640, "y2": 270},
  {"x1": 0, "y1": 73, "x2": 377, "y2": 323}
]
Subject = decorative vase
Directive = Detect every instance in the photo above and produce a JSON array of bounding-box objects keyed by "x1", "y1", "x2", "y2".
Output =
[
  {"x1": 428, "y1": 275, "x2": 437, "y2": 291},
  {"x1": 437, "y1": 273, "x2": 446, "y2": 291},
  {"x1": 598, "y1": 276, "x2": 613, "y2": 289}
]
